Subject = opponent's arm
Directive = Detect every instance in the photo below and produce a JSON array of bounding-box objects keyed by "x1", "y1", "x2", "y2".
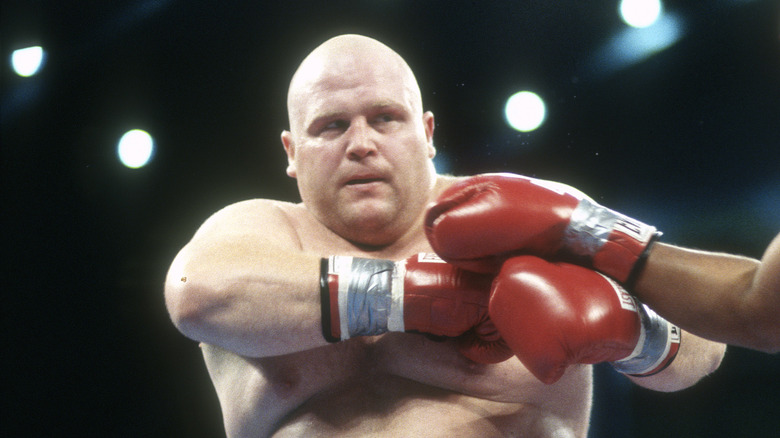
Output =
[
  {"x1": 165, "y1": 200, "x2": 327, "y2": 358},
  {"x1": 634, "y1": 233, "x2": 780, "y2": 353}
]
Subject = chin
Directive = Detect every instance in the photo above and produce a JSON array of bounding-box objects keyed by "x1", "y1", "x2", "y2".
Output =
[
  {"x1": 341, "y1": 211, "x2": 404, "y2": 246},
  {"x1": 344, "y1": 199, "x2": 394, "y2": 223}
]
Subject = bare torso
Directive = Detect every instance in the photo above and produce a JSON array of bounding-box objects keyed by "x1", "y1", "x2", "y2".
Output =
[{"x1": 199, "y1": 200, "x2": 593, "y2": 437}]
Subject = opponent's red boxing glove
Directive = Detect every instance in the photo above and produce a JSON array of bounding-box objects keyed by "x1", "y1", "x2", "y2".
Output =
[
  {"x1": 320, "y1": 253, "x2": 513, "y2": 364},
  {"x1": 425, "y1": 173, "x2": 660, "y2": 284},
  {"x1": 489, "y1": 256, "x2": 680, "y2": 384}
]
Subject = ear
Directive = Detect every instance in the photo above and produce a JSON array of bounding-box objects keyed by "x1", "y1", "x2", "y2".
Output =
[
  {"x1": 281, "y1": 130, "x2": 297, "y2": 178},
  {"x1": 423, "y1": 111, "x2": 436, "y2": 158}
]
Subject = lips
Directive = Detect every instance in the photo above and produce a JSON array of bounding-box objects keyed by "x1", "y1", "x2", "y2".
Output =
[
  {"x1": 346, "y1": 177, "x2": 383, "y2": 185},
  {"x1": 343, "y1": 171, "x2": 386, "y2": 186}
]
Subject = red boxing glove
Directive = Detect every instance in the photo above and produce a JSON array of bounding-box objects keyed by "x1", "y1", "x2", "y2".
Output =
[
  {"x1": 425, "y1": 173, "x2": 659, "y2": 284},
  {"x1": 320, "y1": 253, "x2": 513, "y2": 364},
  {"x1": 489, "y1": 256, "x2": 680, "y2": 384}
]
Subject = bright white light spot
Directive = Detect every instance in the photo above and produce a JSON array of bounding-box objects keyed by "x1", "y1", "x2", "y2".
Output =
[
  {"x1": 11, "y1": 46, "x2": 46, "y2": 77},
  {"x1": 117, "y1": 129, "x2": 155, "y2": 169},
  {"x1": 505, "y1": 91, "x2": 546, "y2": 132},
  {"x1": 620, "y1": 0, "x2": 663, "y2": 28}
]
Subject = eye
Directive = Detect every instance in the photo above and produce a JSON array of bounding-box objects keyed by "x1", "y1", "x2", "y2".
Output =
[
  {"x1": 373, "y1": 113, "x2": 395, "y2": 124},
  {"x1": 321, "y1": 119, "x2": 349, "y2": 133}
]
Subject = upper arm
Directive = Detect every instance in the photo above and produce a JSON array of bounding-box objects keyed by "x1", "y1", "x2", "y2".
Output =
[
  {"x1": 164, "y1": 201, "x2": 308, "y2": 326},
  {"x1": 164, "y1": 199, "x2": 329, "y2": 356},
  {"x1": 166, "y1": 199, "x2": 303, "y2": 300}
]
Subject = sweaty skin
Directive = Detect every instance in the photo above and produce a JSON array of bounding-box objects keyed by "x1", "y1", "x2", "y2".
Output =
[
  {"x1": 165, "y1": 35, "x2": 725, "y2": 437},
  {"x1": 195, "y1": 196, "x2": 592, "y2": 437}
]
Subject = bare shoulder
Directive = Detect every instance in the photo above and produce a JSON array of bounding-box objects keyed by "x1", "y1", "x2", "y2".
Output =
[
  {"x1": 194, "y1": 199, "x2": 299, "y2": 234},
  {"x1": 187, "y1": 199, "x2": 311, "y2": 247}
]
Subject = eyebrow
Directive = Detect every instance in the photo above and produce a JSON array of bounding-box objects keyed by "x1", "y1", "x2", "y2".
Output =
[
  {"x1": 305, "y1": 111, "x2": 348, "y2": 135},
  {"x1": 368, "y1": 100, "x2": 406, "y2": 111},
  {"x1": 306, "y1": 101, "x2": 408, "y2": 132}
]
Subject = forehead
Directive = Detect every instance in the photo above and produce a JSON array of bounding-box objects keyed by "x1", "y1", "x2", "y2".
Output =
[
  {"x1": 288, "y1": 47, "x2": 421, "y2": 128},
  {"x1": 309, "y1": 65, "x2": 413, "y2": 110}
]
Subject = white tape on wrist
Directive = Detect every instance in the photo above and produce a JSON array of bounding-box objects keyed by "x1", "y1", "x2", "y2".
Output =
[
  {"x1": 332, "y1": 256, "x2": 353, "y2": 340},
  {"x1": 388, "y1": 259, "x2": 406, "y2": 332}
]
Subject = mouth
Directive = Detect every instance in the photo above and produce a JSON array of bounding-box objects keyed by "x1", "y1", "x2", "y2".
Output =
[{"x1": 345, "y1": 177, "x2": 384, "y2": 186}]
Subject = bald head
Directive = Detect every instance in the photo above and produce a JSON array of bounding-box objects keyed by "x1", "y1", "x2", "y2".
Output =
[
  {"x1": 279, "y1": 35, "x2": 437, "y2": 245},
  {"x1": 286, "y1": 35, "x2": 424, "y2": 134}
]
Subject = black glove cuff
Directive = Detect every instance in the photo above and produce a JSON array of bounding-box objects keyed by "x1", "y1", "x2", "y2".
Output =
[
  {"x1": 625, "y1": 231, "x2": 662, "y2": 290},
  {"x1": 320, "y1": 258, "x2": 340, "y2": 343}
]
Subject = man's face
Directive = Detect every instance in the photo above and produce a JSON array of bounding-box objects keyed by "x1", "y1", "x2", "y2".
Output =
[{"x1": 282, "y1": 49, "x2": 436, "y2": 246}]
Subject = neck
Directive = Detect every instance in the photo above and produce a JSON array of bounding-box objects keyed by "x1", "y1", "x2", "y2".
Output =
[{"x1": 345, "y1": 175, "x2": 459, "y2": 258}]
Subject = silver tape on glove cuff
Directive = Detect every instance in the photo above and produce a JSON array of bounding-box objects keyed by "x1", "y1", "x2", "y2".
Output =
[
  {"x1": 562, "y1": 198, "x2": 616, "y2": 257},
  {"x1": 341, "y1": 257, "x2": 395, "y2": 339},
  {"x1": 611, "y1": 303, "x2": 674, "y2": 375}
]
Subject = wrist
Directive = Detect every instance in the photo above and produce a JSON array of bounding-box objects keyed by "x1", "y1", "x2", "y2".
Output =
[
  {"x1": 320, "y1": 256, "x2": 404, "y2": 342},
  {"x1": 610, "y1": 303, "x2": 681, "y2": 376},
  {"x1": 563, "y1": 197, "x2": 659, "y2": 283},
  {"x1": 623, "y1": 234, "x2": 660, "y2": 289}
]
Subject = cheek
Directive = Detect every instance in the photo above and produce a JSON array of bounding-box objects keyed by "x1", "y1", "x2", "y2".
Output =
[
  {"x1": 391, "y1": 147, "x2": 434, "y2": 196},
  {"x1": 400, "y1": 138, "x2": 435, "y2": 170},
  {"x1": 297, "y1": 147, "x2": 333, "y2": 173},
  {"x1": 296, "y1": 151, "x2": 339, "y2": 192}
]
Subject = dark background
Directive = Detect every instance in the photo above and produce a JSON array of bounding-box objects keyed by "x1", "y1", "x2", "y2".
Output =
[{"x1": 3, "y1": 1, "x2": 778, "y2": 437}]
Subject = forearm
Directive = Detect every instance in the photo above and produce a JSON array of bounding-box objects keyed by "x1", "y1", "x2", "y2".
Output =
[
  {"x1": 626, "y1": 329, "x2": 725, "y2": 392},
  {"x1": 634, "y1": 242, "x2": 779, "y2": 352},
  {"x1": 748, "y1": 233, "x2": 780, "y2": 351},
  {"x1": 165, "y1": 237, "x2": 328, "y2": 358}
]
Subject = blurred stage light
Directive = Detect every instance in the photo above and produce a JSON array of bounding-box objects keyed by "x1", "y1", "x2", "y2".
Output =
[
  {"x1": 619, "y1": 0, "x2": 663, "y2": 28},
  {"x1": 11, "y1": 46, "x2": 46, "y2": 77},
  {"x1": 584, "y1": 12, "x2": 684, "y2": 77},
  {"x1": 611, "y1": 13, "x2": 683, "y2": 66},
  {"x1": 117, "y1": 129, "x2": 155, "y2": 169},
  {"x1": 505, "y1": 91, "x2": 546, "y2": 132}
]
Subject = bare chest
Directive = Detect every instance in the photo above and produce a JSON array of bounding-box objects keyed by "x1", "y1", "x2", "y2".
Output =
[{"x1": 204, "y1": 334, "x2": 592, "y2": 438}]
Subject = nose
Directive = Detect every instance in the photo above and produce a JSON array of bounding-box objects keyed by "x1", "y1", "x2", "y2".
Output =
[{"x1": 344, "y1": 118, "x2": 378, "y2": 160}]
